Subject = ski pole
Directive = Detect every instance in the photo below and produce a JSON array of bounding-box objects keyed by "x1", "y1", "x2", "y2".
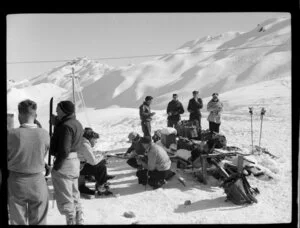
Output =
[
  {"x1": 259, "y1": 108, "x2": 266, "y2": 148},
  {"x1": 145, "y1": 170, "x2": 148, "y2": 191},
  {"x1": 248, "y1": 107, "x2": 254, "y2": 154}
]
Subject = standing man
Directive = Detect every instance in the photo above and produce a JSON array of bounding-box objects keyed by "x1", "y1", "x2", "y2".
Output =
[
  {"x1": 7, "y1": 99, "x2": 50, "y2": 225},
  {"x1": 207, "y1": 93, "x2": 223, "y2": 133},
  {"x1": 139, "y1": 96, "x2": 155, "y2": 137},
  {"x1": 187, "y1": 90, "x2": 203, "y2": 132},
  {"x1": 49, "y1": 100, "x2": 84, "y2": 225},
  {"x1": 166, "y1": 94, "x2": 184, "y2": 129}
]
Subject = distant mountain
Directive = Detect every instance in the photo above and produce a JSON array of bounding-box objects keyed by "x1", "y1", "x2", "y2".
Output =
[
  {"x1": 7, "y1": 16, "x2": 291, "y2": 113},
  {"x1": 81, "y1": 16, "x2": 290, "y2": 109}
]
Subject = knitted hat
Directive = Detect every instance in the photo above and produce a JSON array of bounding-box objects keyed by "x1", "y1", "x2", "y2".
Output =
[
  {"x1": 58, "y1": 100, "x2": 75, "y2": 115},
  {"x1": 127, "y1": 132, "x2": 139, "y2": 143},
  {"x1": 145, "y1": 96, "x2": 153, "y2": 101}
]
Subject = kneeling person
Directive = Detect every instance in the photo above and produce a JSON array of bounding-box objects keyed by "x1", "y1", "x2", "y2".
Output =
[
  {"x1": 78, "y1": 128, "x2": 114, "y2": 196},
  {"x1": 124, "y1": 132, "x2": 143, "y2": 169},
  {"x1": 138, "y1": 137, "x2": 175, "y2": 189}
]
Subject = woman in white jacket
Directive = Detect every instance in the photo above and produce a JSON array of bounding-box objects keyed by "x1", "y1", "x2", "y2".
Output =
[
  {"x1": 78, "y1": 128, "x2": 115, "y2": 196},
  {"x1": 207, "y1": 93, "x2": 223, "y2": 133}
]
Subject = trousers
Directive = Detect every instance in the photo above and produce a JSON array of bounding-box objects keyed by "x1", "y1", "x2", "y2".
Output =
[
  {"x1": 167, "y1": 119, "x2": 179, "y2": 129},
  {"x1": 141, "y1": 121, "x2": 151, "y2": 137},
  {"x1": 51, "y1": 156, "x2": 82, "y2": 218},
  {"x1": 80, "y1": 160, "x2": 108, "y2": 186},
  {"x1": 8, "y1": 171, "x2": 49, "y2": 225},
  {"x1": 209, "y1": 121, "x2": 221, "y2": 133}
]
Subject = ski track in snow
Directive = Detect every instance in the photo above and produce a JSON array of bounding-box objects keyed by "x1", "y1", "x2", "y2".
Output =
[{"x1": 44, "y1": 107, "x2": 291, "y2": 224}]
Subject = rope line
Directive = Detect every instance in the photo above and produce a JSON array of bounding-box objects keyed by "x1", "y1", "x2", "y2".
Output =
[{"x1": 7, "y1": 43, "x2": 288, "y2": 64}]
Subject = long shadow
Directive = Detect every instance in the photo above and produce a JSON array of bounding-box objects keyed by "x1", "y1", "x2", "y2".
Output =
[
  {"x1": 110, "y1": 171, "x2": 136, "y2": 180},
  {"x1": 106, "y1": 148, "x2": 128, "y2": 154},
  {"x1": 110, "y1": 178, "x2": 137, "y2": 186},
  {"x1": 174, "y1": 196, "x2": 245, "y2": 213}
]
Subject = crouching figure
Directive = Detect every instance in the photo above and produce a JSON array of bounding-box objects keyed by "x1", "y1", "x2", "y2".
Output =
[
  {"x1": 136, "y1": 137, "x2": 175, "y2": 189},
  {"x1": 78, "y1": 128, "x2": 115, "y2": 197}
]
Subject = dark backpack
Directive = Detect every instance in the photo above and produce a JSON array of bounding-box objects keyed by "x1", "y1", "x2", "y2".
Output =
[
  {"x1": 221, "y1": 173, "x2": 259, "y2": 205},
  {"x1": 177, "y1": 137, "x2": 195, "y2": 151},
  {"x1": 206, "y1": 133, "x2": 227, "y2": 149}
]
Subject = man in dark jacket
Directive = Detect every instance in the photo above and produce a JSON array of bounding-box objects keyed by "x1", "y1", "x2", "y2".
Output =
[
  {"x1": 166, "y1": 93, "x2": 184, "y2": 128},
  {"x1": 124, "y1": 132, "x2": 145, "y2": 169},
  {"x1": 139, "y1": 96, "x2": 155, "y2": 137},
  {"x1": 187, "y1": 90, "x2": 203, "y2": 131},
  {"x1": 49, "y1": 100, "x2": 84, "y2": 225}
]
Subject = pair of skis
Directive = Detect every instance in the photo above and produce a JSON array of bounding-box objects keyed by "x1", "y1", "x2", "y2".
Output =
[{"x1": 249, "y1": 107, "x2": 271, "y2": 155}]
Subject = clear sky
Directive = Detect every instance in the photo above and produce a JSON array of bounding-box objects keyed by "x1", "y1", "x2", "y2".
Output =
[{"x1": 7, "y1": 12, "x2": 288, "y2": 81}]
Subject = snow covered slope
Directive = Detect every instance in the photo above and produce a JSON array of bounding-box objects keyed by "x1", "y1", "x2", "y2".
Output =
[
  {"x1": 7, "y1": 16, "x2": 290, "y2": 112},
  {"x1": 81, "y1": 16, "x2": 290, "y2": 109}
]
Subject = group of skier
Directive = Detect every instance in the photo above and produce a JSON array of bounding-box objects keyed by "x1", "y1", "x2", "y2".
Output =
[
  {"x1": 6, "y1": 90, "x2": 223, "y2": 225},
  {"x1": 139, "y1": 90, "x2": 223, "y2": 136}
]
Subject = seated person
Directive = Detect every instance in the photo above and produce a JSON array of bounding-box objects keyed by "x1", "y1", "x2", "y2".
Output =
[
  {"x1": 78, "y1": 128, "x2": 115, "y2": 196},
  {"x1": 137, "y1": 137, "x2": 175, "y2": 189},
  {"x1": 124, "y1": 132, "x2": 144, "y2": 169}
]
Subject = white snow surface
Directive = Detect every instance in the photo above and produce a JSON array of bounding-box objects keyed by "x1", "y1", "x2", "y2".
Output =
[{"x1": 41, "y1": 100, "x2": 291, "y2": 224}]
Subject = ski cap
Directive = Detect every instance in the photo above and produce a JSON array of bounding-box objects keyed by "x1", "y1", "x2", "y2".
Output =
[
  {"x1": 127, "y1": 132, "x2": 139, "y2": 143},
  {"x1": 145, "y1": 96, "x2": 153, "y2": 101},
  {"x1": 58, "y1": 100, "x2": 75, "y2": 115}
]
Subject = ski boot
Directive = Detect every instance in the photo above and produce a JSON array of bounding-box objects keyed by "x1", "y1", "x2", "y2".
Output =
[{"x1": 75, "y1": 210, "x2": 84, "y2": 225}]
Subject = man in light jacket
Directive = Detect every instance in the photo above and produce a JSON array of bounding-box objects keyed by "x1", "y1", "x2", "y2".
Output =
[
  {"x1": 7, "y1": 99, "x2": 50, "y2": 225},
  {"x1": 137, "y1": 137, "x2": 175, "y2": 189},
  {"x1": 207, "y1": 93, "x2": 223, "y2": 133},
  {"x1": 78, "y1": 128, "x2": 114, "y2": 196}
]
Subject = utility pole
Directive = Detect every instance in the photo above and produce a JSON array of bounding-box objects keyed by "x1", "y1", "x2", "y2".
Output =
[
  {"x1": 71, "y1": 67, "x2": 76, "y2": 109},
  {"x1": 65, "y1": 66, "x2": 79, "y2": 113}
]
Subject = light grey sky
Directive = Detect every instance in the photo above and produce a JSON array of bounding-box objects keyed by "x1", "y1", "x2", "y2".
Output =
[{"x1": 7, "y1": 12, "x2": 288, "y2": 81}]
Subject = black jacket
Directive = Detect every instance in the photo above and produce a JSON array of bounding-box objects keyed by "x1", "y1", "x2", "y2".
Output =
[
  {"x1": 139, "y1": 102, "x2": 152, "y2": 122},
  {"x1": 50, "y1": 114, "x2": 84, "y2": 171},
  {"x1": 187, "y1": 98, "x2": 203, "y2": 119},
  {"x1": 166, "y1": 100, "x2": 184, "y2": 121}
]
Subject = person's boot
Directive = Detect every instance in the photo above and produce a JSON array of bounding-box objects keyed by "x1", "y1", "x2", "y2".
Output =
[
  {"x1": 96, "y1": 183, "x2": 113, "y2": 196},
  {"x1": 75, "y1": 210, "x2": 84, "y2": 225},
  {"x1": 97, "y1": 189, "x2": 114, "y2": 196},
  {"x1": 103, "y1": 182, "x2": 111, "y2": 189},
  {"x1": 66, "y1": 214, "x2": 75, "y2": 225},
  {"x1": 152, "y1": 179, "x2": 166, "y2": 190}
]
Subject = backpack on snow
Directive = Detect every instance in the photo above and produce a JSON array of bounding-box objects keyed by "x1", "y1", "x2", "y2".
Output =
[
  {"x1": 221, "y1": 173, "x2": 260, "y2": 205},
  {"x1": 205, "y1": 132, "x2": 227, "y2": 149},
  {"x1": 177, "y1": 137, "x2": 195, "y2": 151}
]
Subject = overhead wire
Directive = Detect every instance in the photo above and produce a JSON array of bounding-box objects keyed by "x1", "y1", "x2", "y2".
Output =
[{"x1": 7, "y1": 43, "x2": 288, "y2": 65}]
